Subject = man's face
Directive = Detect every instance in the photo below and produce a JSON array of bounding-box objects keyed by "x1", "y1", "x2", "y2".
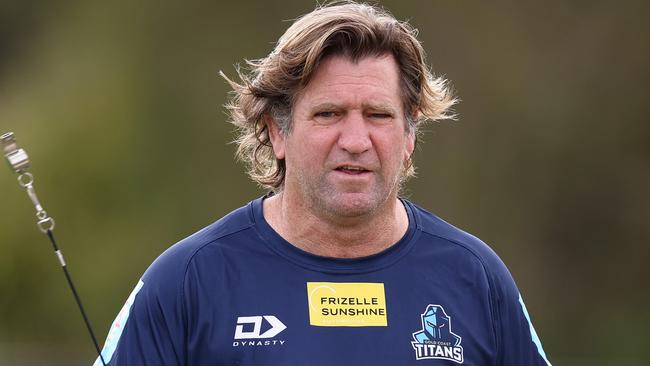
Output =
[{"x1": 270, "y1": 54, "x2": 415, "y2": 219}]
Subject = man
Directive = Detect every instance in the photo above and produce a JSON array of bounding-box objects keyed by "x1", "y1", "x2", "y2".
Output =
[{"x1": 95, "y1": 2, "x2": 551, "y2": 365}]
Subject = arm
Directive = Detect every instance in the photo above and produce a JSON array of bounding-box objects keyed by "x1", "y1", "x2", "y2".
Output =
[
  {"x1": 93, "y1": 244, "x2": 189, "y2": 366},
  {"x1": 488, "y1": 256, "x2": 552, "y2": 366}
]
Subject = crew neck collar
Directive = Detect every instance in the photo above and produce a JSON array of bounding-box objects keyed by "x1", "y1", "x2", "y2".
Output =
[{"x1": 250, "y1": 195, "x2": 420, "y2": 274}]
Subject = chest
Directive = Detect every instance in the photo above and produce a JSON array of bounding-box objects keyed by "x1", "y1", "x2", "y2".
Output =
[{"x1": 184, "y1": 260, "x2": 497, "y2": 365}]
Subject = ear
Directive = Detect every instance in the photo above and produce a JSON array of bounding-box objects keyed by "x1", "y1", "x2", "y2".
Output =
[
  {"x1": 405, "y1": 128, "x2": 415, "y2": 161},
  {"x1": 405, "y1": 109, "x2": 417, "y2": 159},
  {"x1": 265, "y1": 114, "x2": 286, "y2": 160}
]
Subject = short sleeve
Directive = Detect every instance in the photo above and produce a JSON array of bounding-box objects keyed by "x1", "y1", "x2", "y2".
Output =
[
  {"x1": 488, "y1": 255, "x2": 552, "y2": 366},
  {"x1": 93, "y1": 244, "x2": 190, "y2": 366}
]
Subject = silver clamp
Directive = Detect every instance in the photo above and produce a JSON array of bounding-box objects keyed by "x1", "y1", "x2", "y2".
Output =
[{"x1": 2, "y1": 132, "x2": 55, "y2": 233}]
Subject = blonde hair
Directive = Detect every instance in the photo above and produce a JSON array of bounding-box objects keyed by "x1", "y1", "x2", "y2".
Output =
[{"x1": 222, "y1": 1, "x2": 457, "y2": 190}]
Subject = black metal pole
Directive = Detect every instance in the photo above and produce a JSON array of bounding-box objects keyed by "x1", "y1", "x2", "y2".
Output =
[{"x1": 46, "y1": 230, "x2": 107, "y2": 366}]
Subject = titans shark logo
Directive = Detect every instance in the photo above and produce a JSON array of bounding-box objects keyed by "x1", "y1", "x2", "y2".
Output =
[{"x1": 411, "y1": 304, "x2": 464, "y2": 363}]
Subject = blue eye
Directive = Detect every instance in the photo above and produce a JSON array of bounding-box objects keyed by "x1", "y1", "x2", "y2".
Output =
[{"x1": 316, "y1": 111, "x2": 336, "y2": 118}]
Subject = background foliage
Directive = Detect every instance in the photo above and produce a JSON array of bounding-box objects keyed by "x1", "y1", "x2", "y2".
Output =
[{"x1": 1, "y1": 0, "x2": 648, "y2": 364}]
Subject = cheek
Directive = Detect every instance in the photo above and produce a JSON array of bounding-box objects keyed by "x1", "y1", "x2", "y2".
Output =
[
  {"x1": 376, "y1": 135, "x2": 410, "y2": 167},
  {"x1": 294, "y1": 130, "x2": 336, "y2": 160},
  {"x1": 285, "y1": 134, "x2": 327, "y2": 171}
]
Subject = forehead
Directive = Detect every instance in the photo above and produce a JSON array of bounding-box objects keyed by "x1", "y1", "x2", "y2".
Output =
[{"x1": 295, "y1": 54, "x2": 403, "y2": 110}]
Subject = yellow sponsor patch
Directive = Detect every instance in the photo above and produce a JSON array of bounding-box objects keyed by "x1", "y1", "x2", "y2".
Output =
[{"x1": 307, "y1": 282, "x2": 387, "y2": 327}]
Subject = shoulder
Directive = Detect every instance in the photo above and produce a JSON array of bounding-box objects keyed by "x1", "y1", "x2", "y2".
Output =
[
  {"x1": 405, "y1": 199, "x2": 526, "y2": 340},
  {"x1": 405, "y1": 202, "x2": 552, "y2": 364},
  {"x1": 99, "y1": 202, "x2": 259, "y2": 365},
  {"x1": 407, "y1": 201, "x2": 502, "y2": 265},
  {"x1": 405, "y1": 200, "x2": 516, "y2": 292},
  {"x1": 141, "y1": 200, "x2": 256, "y2": 285}
]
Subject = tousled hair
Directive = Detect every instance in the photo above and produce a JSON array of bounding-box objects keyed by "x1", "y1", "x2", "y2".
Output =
[{"x1": 222, "y1": 1, "x2": 457, "y2": 190}]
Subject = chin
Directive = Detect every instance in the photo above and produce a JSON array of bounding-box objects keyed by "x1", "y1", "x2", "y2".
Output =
[{"x1": 321, "y1": 192, "x2": 385, "y2": 218}]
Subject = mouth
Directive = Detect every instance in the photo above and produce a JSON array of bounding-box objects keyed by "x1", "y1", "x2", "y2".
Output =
[{"x1": 334, "y1": 165, "x2": 371, "y2": 175}]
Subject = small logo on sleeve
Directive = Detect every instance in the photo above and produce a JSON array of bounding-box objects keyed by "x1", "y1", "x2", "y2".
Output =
[
  {"x1": 411, "y1": 304, "x2": 464, "y2": 363},
  {"x1": 94, "y1": 280, "x2": 144, "y2": 366}
]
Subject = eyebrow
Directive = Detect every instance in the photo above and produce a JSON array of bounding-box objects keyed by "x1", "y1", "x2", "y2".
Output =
[
  {"x1": 309, "y1": 102, "x2": 399, "y2": 114},
  {"x1": 364, "y1": 103, "x2": 399, "y2": 114},
  {"x1": 309, "y1": 102, "x2": 341, "y2": 112}
]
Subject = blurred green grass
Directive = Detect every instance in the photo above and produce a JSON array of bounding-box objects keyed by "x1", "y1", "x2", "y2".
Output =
[{"x1": 1, "y1": 0, "x2": 648, "y2": 364}]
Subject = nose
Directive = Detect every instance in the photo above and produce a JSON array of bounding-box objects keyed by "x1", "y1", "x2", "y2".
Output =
[{"x1": 337, "y1": 111, "x2": 372, "y2": 154}]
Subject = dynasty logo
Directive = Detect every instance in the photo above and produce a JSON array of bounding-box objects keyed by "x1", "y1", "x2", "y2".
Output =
[
  {"x1": 411, "y1": 305, "x2": 464, "y2": 363},
  {"x1": 233, "y1": 315, "x2": 287, "y2": 347}
]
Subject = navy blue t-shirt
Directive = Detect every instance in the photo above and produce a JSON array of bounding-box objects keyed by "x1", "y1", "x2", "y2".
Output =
[{"x1": 94, "y1": 197, "x2": 551, "y2": 365}]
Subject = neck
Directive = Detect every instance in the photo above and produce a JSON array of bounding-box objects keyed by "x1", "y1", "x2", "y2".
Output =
[{"x1": 263, "y1": 191, "x2": 409, "y2": 258}]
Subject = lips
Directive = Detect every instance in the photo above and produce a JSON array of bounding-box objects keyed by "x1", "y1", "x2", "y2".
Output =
[{"x1": 334, "y1": 165, "x2": 371, "y2": 175}]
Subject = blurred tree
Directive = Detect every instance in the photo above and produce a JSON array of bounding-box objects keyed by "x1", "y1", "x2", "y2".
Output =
[{"x1": 0, "y1": 0, "x2": 648, "y2": 364}]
